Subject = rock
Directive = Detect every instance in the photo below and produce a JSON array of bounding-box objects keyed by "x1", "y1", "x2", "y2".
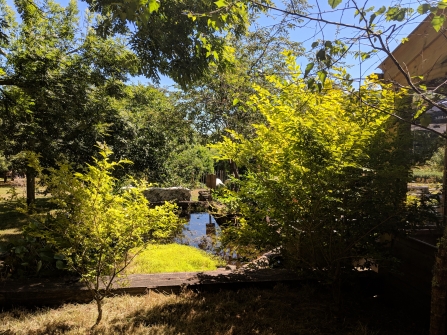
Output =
[
  {"x1": 225, "y1": 265, "x2": 237, "y2": 271},
  {"x1": 242, "y1": 247, "x2": 283, "y2": 270},
  {"x1": 143, "y1": 187, "x2": 191, "y2": 203},
  {"x1": 198, "y1": 190, "x2": 212, "y2": 201},
  {"x1": 408, "y1": 185, "x2": 429, "y2": 194}
]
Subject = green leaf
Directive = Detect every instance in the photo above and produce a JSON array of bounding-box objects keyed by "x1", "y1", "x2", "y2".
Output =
[
  {"x1": 56, "y1": 260, "x2": 65, "y2": 270},
  {"x1": 439, "y1": 1, "x2": 447, "y2": 10},
  {"x1": 318, "y1": 70, "x2": 327, "y2": 84},
  {"x1": 328, "y1": 0, "x2": 342, "y2": 9},
  {"x1": 311, "y1": 41, "x2": 319, "y2": 48},
  {"x1": 375, "y1": 6, "x2": 386, "y2": 15},
  {"x1": 14, "y1": 246, "x2": 28, "y2": 254},
  {"x1": 233, "y1": 98, "x2": 240, "y2": 106},
  {"x1": 36, "y1": 260, "x2": 42, "y2": 273},
  {"x1": 386, "y1": 7, "x2": 407, "y2": 21},
  {"x1": 304, "y1": 62, "x2": 314, "y2": 78},
  {"x1": 420, "y1": 113, "x2": 431, "y2": 127},
  {"x1": 316, "y1": 49, "x2": 326, "y2": 61},
  {"x1": 307, "y1": 78, "x2": 316, "y2": 90},
  {"x1": 369, "y1": 13, "x2": 376, "y2": 24},
  {"x1": 54, "y1": 253, "x2": 65, "y2": 260},
  {"x1": 361, "y1": 52, "x2": 371, "y2": 61},
  {"x1": 417, "y1": 4, "x2": 431, "y2": 14},
  {"x1": 148, "y1": 0, "x2": 160, "y2": 13},
  {"x1": 214, "y1": 0, "x2": 227, "y2": 8},
  {"x1": 432, "y1": 15, "x2": 445, "y2": 32}
]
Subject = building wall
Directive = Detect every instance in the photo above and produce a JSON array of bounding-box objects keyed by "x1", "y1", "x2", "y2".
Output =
[{"x1": 379, "y1": 16, "x2": 447, "y2": 87}]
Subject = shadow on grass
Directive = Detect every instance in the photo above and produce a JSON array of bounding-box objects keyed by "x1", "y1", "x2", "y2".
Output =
[
  {"x1": 100, "y1": 283, "x2": 428, "y2": 335},
  {"x1": 9, "y1": 321, "x2": 74, "y2": 335},
  {"x1": 0, "y1": 198, "x2": 55, "y2": 248},
  {"x1": 0, "y1": 280, "x2": 431, "y2": 335}
]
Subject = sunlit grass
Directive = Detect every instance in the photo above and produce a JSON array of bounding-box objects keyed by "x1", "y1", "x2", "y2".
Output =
[
  {"x1": 412, "y1": 168, "x2": 443, "y2": 183},
  {"x1": 126, "y1": 243, "x2": 224, "y2": 274}
]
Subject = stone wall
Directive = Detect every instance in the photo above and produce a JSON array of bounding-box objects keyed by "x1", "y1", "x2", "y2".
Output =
[{"x1": 143, "y1": 187, "x2": 191, "y2": 203}]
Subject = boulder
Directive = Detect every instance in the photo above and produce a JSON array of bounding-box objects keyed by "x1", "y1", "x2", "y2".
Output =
[{"x1": 143, "y1": 187, "x2": 191, "y2": 203}]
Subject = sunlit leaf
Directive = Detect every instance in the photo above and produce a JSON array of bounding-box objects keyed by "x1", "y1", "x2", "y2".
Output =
[
  {"x1": 304, "y1": 62, "x2": 314, "y2": 78},
  {"x1": 214, "y1": 0, "x2": 227, "y2": 8},
  {"x1": 318, "y1": 70, "x2": 327, "y2": 84},
  {"x1": 417, "y1": 3, "x2": 431, "y2": 14},
  {"x1": 148, "y1": 0, "x2": 160, "y2": 13},
  {"x1": 432, "y1": 15, "x2": 445, "y2": 32},
  {"x1": 375, "y1": 6, "x2": 386, "y2": 15},
  {"x1": 328, "y1": 0, "x2": 342, "y2": 9}
]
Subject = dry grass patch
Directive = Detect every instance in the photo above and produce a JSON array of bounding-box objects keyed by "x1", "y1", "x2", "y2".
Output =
[{"x1": 0, "y1": 283, "x2": 428, "y2": 335}]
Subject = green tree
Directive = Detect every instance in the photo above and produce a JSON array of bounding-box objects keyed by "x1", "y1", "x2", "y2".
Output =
[
  {"x1": 107, "y1": 84, "x2": 194, "y2": 182},
  {"x1": 175, "y1": 27, "x2": 304, "y2": 144},
  {"x1": 83, "y1": 0, "x2": 267, "y2": 87},
  {"x1": 26, "y1": 146, "x2": 182, "y2": 328},
  {"x1": 0, "y1": 151, "x2": 10, "y2": 182},
  {"x1": 213, "y1": 55, "x2": 410, "y2": 297},
  {"x1": 0, "y1": 0, "x2": 138, "y2": 205},
  {"x1": 164, "y1": 144, "x2": 215, "y2": 187},
  {"x1": 217, "y1": 2, "x2": 447, "y2": 332}
]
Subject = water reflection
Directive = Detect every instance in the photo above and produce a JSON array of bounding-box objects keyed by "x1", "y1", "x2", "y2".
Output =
[
  {"x1": 177, "y1": 213, "x2": 238, "y2": 263},
  {"x1": 177, "y1": 213, "x2": 221, "y2": 252}
]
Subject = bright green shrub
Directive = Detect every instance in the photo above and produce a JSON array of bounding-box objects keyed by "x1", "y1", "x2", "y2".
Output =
[
  {"x1": 213, "y1": 55, "x2": 412, "y2": 291},
  {"x1": 26, "y1": 146, "x2": 182, "y2": 327}
]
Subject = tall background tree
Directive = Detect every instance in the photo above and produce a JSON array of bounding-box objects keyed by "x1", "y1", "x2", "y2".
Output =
[{"x1": 0, "y1": 0, "x2": 140, "y2": 205}]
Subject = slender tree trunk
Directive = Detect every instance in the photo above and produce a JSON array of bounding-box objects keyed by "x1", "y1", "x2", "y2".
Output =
[
  {"x1": 229, "y1": 159, "x2": 239, "y2": 179},
  {"x1": 3, "y1": 171, "x2": 6, "y2": 183},
  {"x1": 92, "y1": 297, "x2": 103, "y2": 329},
  {"x1": 430, "y1": 143, "x2": 447, "y2": 335},
  {"x1": 25, "y1": 166, "x2": 35, "y2": 207}
]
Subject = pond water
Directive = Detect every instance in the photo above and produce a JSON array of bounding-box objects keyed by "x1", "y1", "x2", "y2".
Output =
[
  {"x1": 177, "y1": 213, "x2": 237, "y2": 262},
  {"x1": 177, "y1": 213, "x2": 220, "y2": 251}
]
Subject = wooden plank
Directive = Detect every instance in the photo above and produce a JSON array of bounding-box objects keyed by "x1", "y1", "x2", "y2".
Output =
[{"x1": 0, "y1": 269, "x2": 301, "y2": 308}]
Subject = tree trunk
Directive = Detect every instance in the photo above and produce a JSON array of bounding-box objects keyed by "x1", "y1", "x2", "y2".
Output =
[
  {"x1": 430, "y1": 143, "x2": 447, "y2": 335},
  {"x1": 229, "y1": 159, "x2": 239, "y2": 179},
  {"x1": 92, "y1": 297, "x2": 103, "y2": 329},
  {"x1": 3, "y1": 171, "x2": 6, "y2": 183},
  {"x1": 26, "y1": 166, "x2": 36, "y2": 207}
]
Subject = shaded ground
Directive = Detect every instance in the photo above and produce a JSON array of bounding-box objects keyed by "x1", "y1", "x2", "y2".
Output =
[
  {"x1": 0, "y1": 280, "x2": 429, "y2": 335},
  {"x1": 0, "y1": 198, "x2": 55, "y2": 250}
]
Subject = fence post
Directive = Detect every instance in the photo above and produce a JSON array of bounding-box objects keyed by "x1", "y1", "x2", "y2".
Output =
[{"x1": 206, "y1": 174, "x2": 216, "y2": 189}]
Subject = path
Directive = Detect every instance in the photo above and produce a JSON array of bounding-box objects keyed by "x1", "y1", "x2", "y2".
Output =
[{"x1": 0, "y1": 267, "x2": 301, "y2": 308}]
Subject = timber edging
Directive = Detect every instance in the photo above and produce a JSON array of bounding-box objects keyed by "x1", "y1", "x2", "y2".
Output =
[{"x1": 0, "y1": 268, "x2": 301, "y2": 308}]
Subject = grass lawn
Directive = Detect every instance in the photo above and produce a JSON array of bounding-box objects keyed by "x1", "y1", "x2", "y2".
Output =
[
  {"x1": 126, "y1": 244, "x2": 224, "y2": 274},
  {"x1": 412, "y1": 168, "x2": 443, "y2": 183},
  {"x1": 0, "y1": 281, "x2": 429, "y2": 335}
]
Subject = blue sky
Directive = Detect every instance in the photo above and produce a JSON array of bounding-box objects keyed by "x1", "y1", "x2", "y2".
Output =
[
  {"x1": 152, "y1": 0, "x2": 424, "y2": 89},
  {"x1": 6, "y1": 0, "x2": 426, "y2": 89},
  {"x1": 262, "y1": 0, "x2": 424, "y2": 86}
]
